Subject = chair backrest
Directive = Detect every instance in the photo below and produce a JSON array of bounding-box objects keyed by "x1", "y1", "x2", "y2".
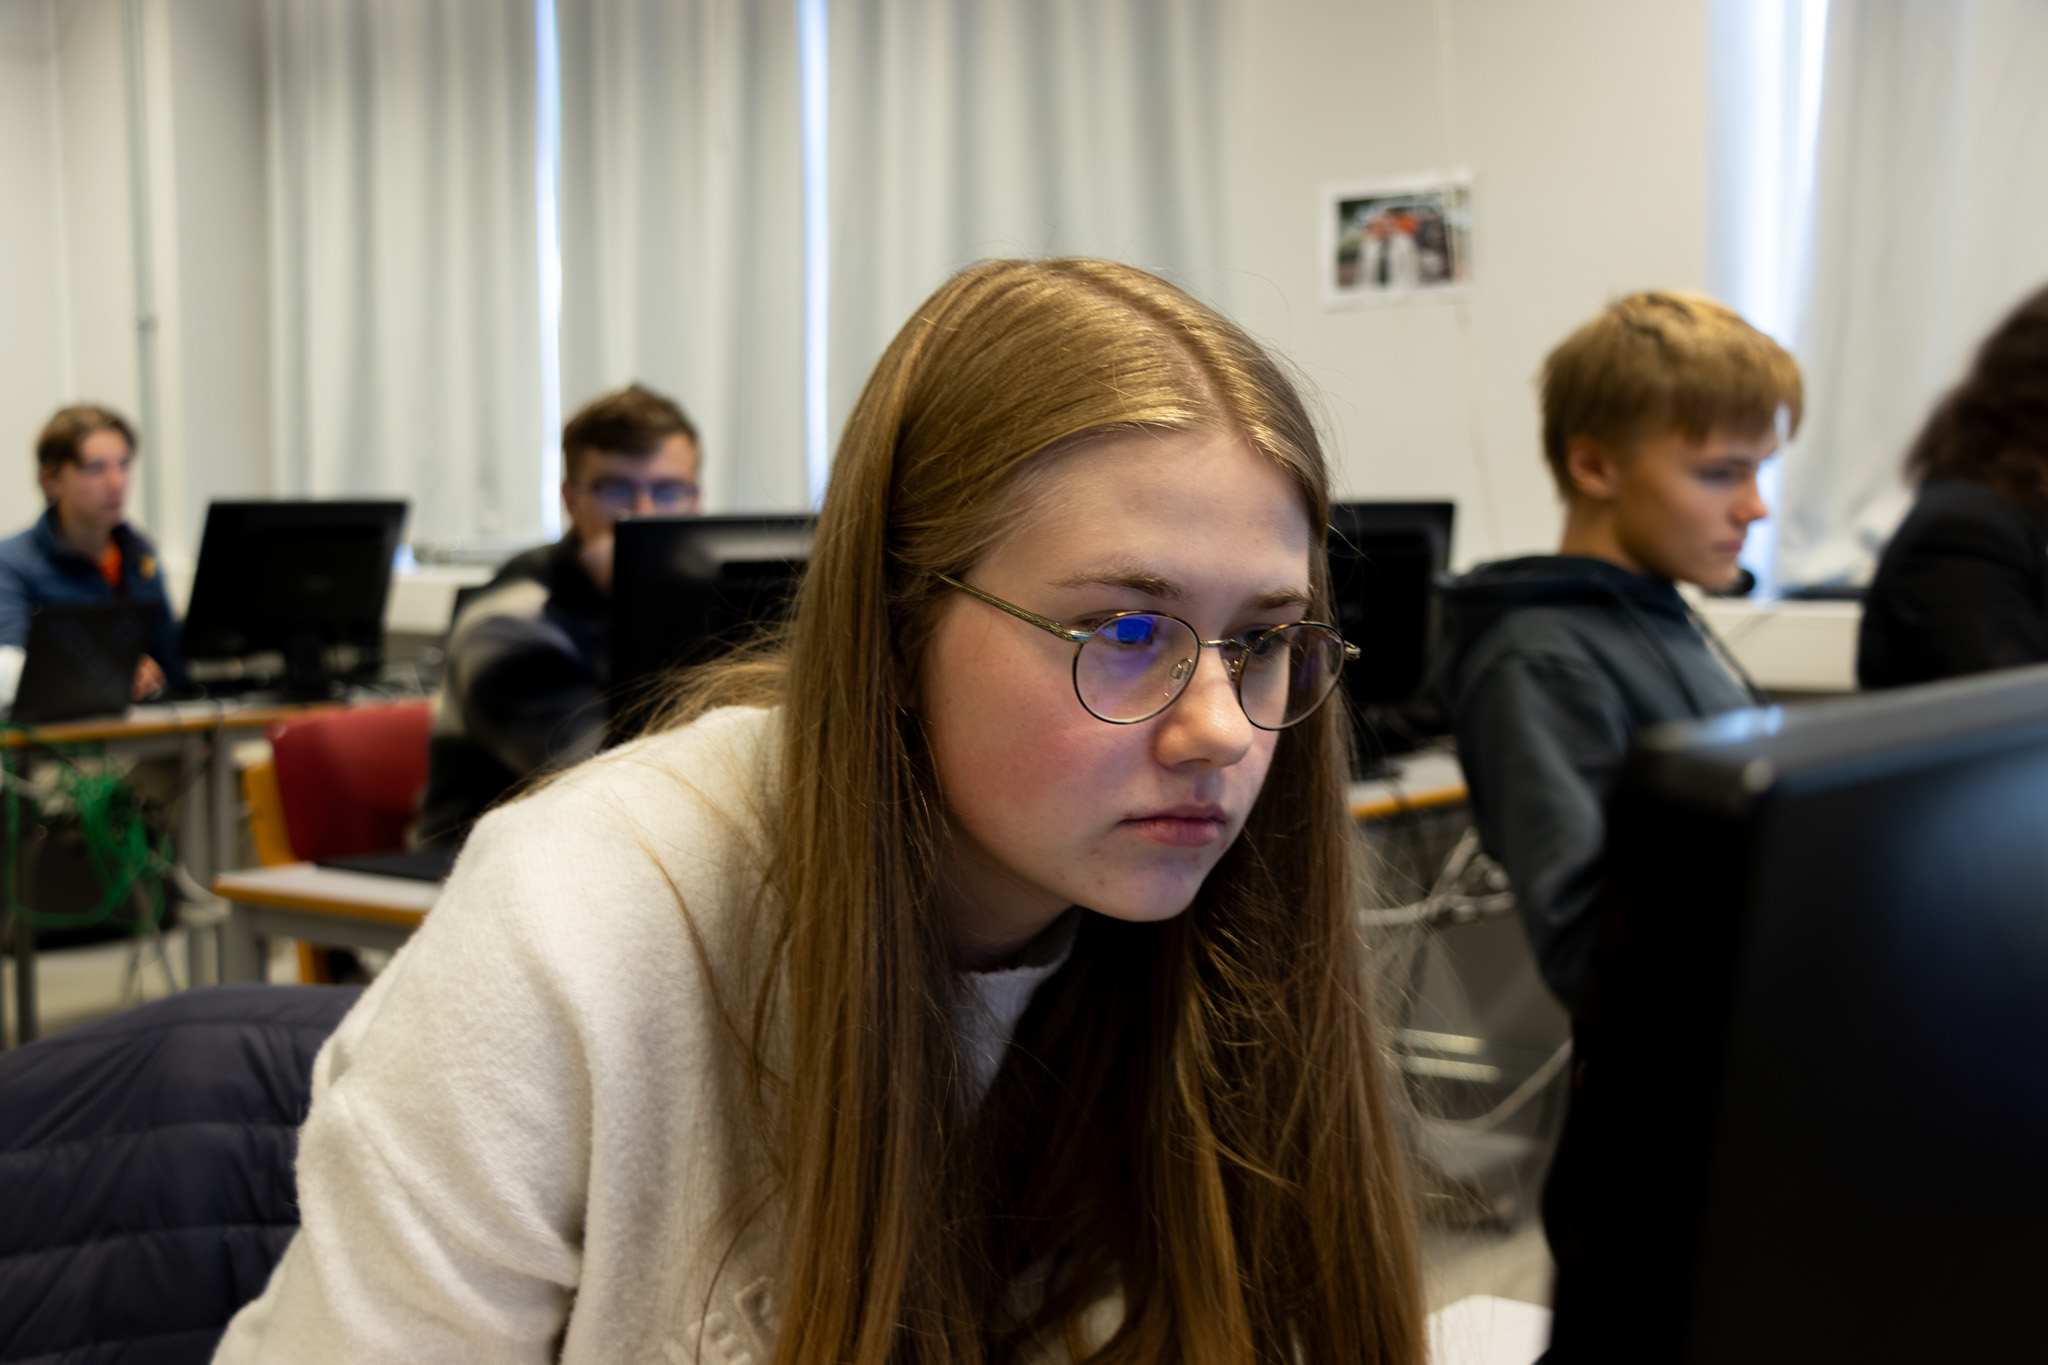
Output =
[{"x1": 269, "y1": 701, "x2": 433, "y2": 861}]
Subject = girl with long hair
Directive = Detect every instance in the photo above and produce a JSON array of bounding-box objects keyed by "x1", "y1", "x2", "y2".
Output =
[
  {"x1": 215, "y1": 258, "x2": 1422, "y2": 1364},
  {"x1": 1860, "y1": 282, "x2": 2048, "y2": 687}
]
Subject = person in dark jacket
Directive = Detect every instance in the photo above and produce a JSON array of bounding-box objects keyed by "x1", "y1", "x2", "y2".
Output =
[
  {"x1": 1859, "y1": 282, "x2": 2048, "y2": 689},
  {"x1": 0, "y1": 404, "x2": 185, "y2": 710},
  {"x1": 1437, "y1": 292, "x2": 1799, "y2": 1012},
  {"x1": 416, "y1": 383, "x2": 701, "y2": 847}
]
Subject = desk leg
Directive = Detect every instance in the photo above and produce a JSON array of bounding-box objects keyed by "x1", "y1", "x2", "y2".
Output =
[
  {"x1": 221, "y1": 904, "x2": 265, "y2": 983},
  {"x1": 209, "y1": 729, "x2": 238, "y2": 886},
  {"x1": 178, "y1": 734, "x2": 208, "y2": 883},
  {"x1": 192, "y1": 729, "x2": 245, "y2": 987},
  {"x1": 175, "y1": 733, "x2": 213, "y2": 987}
]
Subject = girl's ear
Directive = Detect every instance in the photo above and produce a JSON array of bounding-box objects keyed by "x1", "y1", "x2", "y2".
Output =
[{"x1": 1565, "y1": 435, "x2": 1623, "y2": 501}]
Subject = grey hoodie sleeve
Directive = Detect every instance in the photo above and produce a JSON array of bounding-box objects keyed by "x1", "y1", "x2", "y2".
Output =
[{"x1": 1455, "y1": 649, "x2": 1632, "y2": 1012}]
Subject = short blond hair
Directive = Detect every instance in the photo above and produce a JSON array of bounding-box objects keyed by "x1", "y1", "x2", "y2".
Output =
[{"x1": 1540, "y1": 291, "x2": 1803, "y2": 495}]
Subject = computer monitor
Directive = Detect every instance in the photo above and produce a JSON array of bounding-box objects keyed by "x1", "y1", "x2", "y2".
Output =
[
  {"x1": 1326, "y1": 501, "x2": 1454, "y2": 765},
  {"x1": 1545, "y1": 665, "x2": 2048, "y2": 1362},
  {"x1": 608, "y1": 514, "x2": 814, "y2": 739},
  {"x1": 180, "y1": 500, "x2": 408, "y2": 696}
]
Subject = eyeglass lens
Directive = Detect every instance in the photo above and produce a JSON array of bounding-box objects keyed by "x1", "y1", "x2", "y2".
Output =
[
  {"x1": 1074, "y1": 614, "x2": 1347, "y2": 729},
  {"x1": 586, "y1": 477, "x2": 698, "y2": 509}
]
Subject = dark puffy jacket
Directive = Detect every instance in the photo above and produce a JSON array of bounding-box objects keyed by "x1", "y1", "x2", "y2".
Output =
[{"x1": 0, "y1": 984, "x2": 361, "y2": 1364}]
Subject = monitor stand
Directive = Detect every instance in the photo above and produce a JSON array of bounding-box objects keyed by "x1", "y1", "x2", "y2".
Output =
[{"x1": 280, "y1": 632, "x2": 343, "y2": 701}]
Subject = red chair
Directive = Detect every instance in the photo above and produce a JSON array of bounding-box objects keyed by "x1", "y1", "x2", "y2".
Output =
[
  {"x1": 261, "y1": 702, "x2": 433, "y2": 982},
  {"x1": 268, "y1": 701, "x2": 433, "y2": 861}
]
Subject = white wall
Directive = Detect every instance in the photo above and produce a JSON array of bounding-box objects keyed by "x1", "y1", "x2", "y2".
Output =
[
  {"x1": 6, "y1": 0, "x2": 1716, "y2": 579},
  {"x1": 51, "y1": 0, "x2": 142, "y2": 477},
  {"x1": 152, "y1": 0, "x2": 270, "y2": 557},
  {"x1": 0, "y1": 0, "x2": 268, "y2": 562},
  {"x1": 0, "y1": 0, "x2": 71, "y2": 531},
  {"x1": 1222, "y1": 0, "x2": 1711, "y2": 568}
]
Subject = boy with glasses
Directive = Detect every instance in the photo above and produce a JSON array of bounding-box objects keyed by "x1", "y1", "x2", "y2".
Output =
[
  {"x1": 418, "y1": 384, "x2": 701, "y2": 846},
  {"x1": 1435, "y1": 293, "x2": 1800, "y2": 1013}
]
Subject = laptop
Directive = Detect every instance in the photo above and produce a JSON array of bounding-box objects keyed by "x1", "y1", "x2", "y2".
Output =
[
  {"x1": 314, "y1": 844, "x2": 460, "y2": 883},
  {"x1": 10, "y1": 601, "x2": 152, "y2": 725}
]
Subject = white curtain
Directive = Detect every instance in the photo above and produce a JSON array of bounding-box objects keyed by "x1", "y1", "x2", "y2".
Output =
[
  {"x1": 1775, "y1": 0, "x2": 2048, "y2": 587},
  {"x1": 267, "y1": 0, "x2": 547, "y2": 550},
  {"x1": 825, "y1": 0, "x2": 1228, "y2": 449},
  {"x1": 555, "y1": 0, "x2": 808, "y2": 513}
]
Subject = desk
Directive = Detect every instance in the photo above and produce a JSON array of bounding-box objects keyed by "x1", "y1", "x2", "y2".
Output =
[
  {"x1": 1349, "y1": 748, "x2": 1467, "y2": 822},
  {"x1": 213, "y1": 862, "x2": 441, "y2": 981},
  {"x1": 3, "y1": 699, "x2": 337, "y2": 882},
  {"x1": 2, "y1": 698, "x2": 397, "y2": 1043}
]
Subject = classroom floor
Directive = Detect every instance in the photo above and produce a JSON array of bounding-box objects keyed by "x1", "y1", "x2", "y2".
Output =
[{"x1": 4, "y1": 928, "x2": 299, "y2": 1045}]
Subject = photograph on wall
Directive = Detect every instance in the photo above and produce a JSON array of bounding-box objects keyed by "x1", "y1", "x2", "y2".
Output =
[{"x1": 1323, "y1": 174, "x2": 1472, "y2": 307}]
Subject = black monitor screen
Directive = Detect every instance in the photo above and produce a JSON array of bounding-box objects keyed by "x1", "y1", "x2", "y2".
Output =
[
  {"x1": 609, "y1": 514, "x2": 814, "y2": 738},
  {"x1": 1547, "y1": 665, "x2": 2048, "y2": 1362},
  {"x1": 1326, "y1": 500, "x2": 1453, "y2": 709},
  {"x1": 180, "y1": 500, "x2": 407, "y2": 689}
]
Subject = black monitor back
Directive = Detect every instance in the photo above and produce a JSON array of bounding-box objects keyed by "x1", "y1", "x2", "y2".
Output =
[
  {"x1": 1326, "y1": 500, "x2": 1452, "y2": 707},
  {"x1": 1326, "y1": 501, "x2": 1452, "y2": 770},
  {"x1": 1548, "y1": 665, "x2": 2048, "y2": 1362},
  {"x1": 180, "y1": 500, "x2": 407, "y2": 693},
  {"x1": 609, "y1": 514, "x2": 814, "y2": 738}
]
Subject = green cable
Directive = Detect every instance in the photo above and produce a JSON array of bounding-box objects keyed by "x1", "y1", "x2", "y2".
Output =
[{"x1": 2, "y1": 729, "x2": 170, "y2": 935}]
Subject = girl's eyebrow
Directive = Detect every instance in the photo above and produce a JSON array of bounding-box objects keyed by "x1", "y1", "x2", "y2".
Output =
[
  {"x1": 1051, "y1": 567, "x2": 1182, "y2": 597},
  {"x1": 1049, "y1": 568, "x2": 1312, "y2": 613}
]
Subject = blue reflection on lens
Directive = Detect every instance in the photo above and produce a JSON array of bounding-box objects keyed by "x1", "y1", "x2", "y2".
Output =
[{"x1": 1103, "y1": 615, "x2": 1159, "y2": 645}]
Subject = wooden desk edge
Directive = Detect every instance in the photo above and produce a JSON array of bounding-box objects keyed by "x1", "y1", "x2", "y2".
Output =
[
  {"x1": 212, "y1": 876, "x2": 431, "y2": 927},
  {"x1": 3, "y1": 701, "x2": 345, "y2": 747},
  {"x1": 1350, "y1": 782, "x2": 1469, "y2": 822}
]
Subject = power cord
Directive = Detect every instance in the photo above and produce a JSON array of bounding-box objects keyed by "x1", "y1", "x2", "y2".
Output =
[
  {"x1": 1358, "y1": 825, "x2": 1515, "y2": 929},
  {"x1": 2, "y1": 725, "x2": 176, "y2": 937}
]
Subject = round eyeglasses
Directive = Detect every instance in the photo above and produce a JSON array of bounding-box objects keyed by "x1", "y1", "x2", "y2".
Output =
[
  {"x1": 574, "y1": 476, "x2": 701, "y2": 513},
  {"x1": 935, "y1": 572, "x2": 1359, "y2": 730}
]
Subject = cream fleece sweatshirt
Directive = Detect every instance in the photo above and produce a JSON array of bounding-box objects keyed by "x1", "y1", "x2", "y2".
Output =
[{"x1": 213, "y1": 705, "x2": 1071, "y2": 1364}]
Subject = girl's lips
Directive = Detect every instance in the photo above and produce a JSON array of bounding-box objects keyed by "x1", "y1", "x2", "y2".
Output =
[
  {"x1": 1123, "y1": 815, "x2": 1226, "y2": 847},
  {"x1": 1122, "y1": 805, "x2": 1230, "y2": 847}
]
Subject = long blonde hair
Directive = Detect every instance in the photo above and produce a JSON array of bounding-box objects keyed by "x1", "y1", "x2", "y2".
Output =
[{"x1": 676, "y1": 259, "x2": 1420, "y2": 1363}]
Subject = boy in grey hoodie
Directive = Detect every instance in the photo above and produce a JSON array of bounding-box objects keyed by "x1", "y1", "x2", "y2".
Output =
[{"x1": 1436, "y1": 293, "x2": 1801, "y2": 1012}]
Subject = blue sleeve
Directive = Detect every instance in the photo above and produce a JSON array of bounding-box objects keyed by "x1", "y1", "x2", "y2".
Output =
[
  {"x1": 1454, "y1": 650, "x2": 1632, "y2": 1012},
  {"x1": 0, "y1": 554, "x2": 33, "y2": 650},
  {"x1": 147, "y1": 592, "x2": 187, "y2": 687},
  {"x1": 122, "y1": 536, "x2": 187, "y2": 686}
]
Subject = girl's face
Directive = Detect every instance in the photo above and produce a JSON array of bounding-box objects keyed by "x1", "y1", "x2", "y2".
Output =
[{"x1": 918, "y1": 426, "x2": 1316, "y2": 967}]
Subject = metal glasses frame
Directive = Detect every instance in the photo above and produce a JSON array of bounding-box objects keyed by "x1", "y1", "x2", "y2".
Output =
[{"x1": 933, "y1": 571, "x2": 1360, "y2": 730}]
